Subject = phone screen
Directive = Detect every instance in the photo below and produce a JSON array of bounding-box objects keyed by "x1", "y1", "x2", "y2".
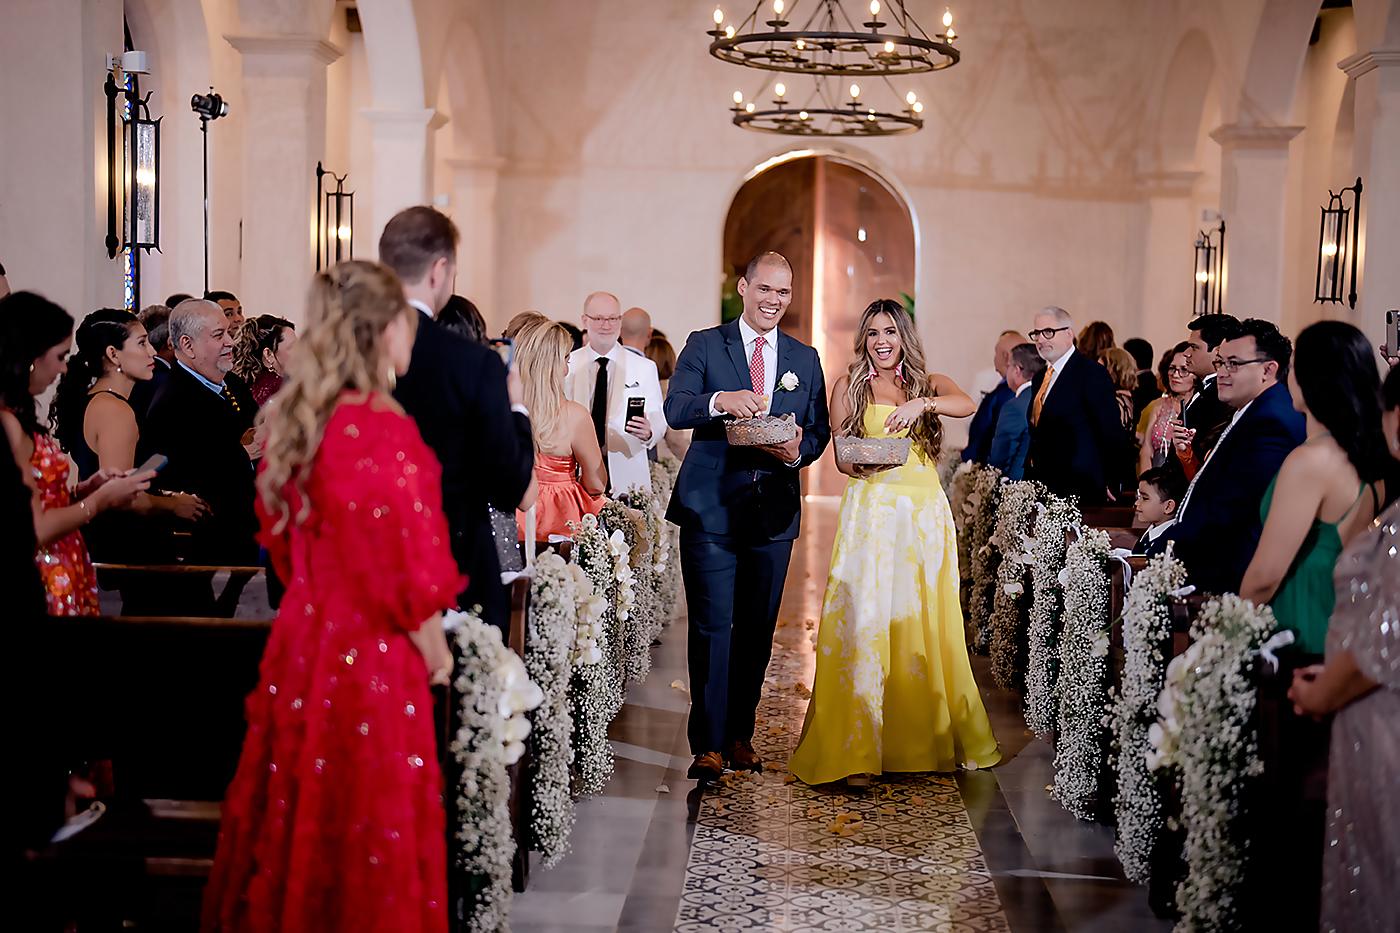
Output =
[{"x1": 626, "y1": 397, "x2": 645, "y2": 421}]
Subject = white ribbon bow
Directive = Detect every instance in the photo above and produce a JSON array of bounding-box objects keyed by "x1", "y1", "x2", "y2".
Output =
[{"x1": 1257, "y1": 629, "x2": 1297, "y2": 674}]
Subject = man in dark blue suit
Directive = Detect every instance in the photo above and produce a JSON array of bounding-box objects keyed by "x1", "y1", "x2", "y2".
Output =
[
  {"x1": 962, "y1": 329, "x2": 1025, "y2": 463},
  {"x1": 1025, "y1": 306, "x2": 1125, "y2": 504},
  {"x1": 1172, "y1": 319, "x2": 1305, "y2": 594},
  {"x1": 987, "y1": 342, "x2": 1044, "y2": 480},
  {"x1": 664, "y1": 252, "x2": 831, "y2": 781}
]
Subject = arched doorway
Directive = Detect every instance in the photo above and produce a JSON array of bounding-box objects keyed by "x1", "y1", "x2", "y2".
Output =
[{"x1": 722, "y1": 152, "x2": 917, "y2": 496}]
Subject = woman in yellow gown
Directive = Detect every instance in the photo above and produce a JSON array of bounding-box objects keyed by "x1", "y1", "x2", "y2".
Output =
[{"x1": 789, "y1": 300, "x2": 1001, "y2": 786}]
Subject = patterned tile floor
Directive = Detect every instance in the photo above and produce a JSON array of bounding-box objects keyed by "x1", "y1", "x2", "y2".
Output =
[{"x1": 512, "y1": 499, "x2": 1172, "y2": 933}]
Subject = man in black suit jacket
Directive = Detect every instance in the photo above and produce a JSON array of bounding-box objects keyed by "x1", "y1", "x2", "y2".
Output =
[
  {"x1": 379, "y1": 207, "x2": 534, "y2": 635},
  {"x1": 140, "y1": 300, "x2": 259, "y2": 566},
  {"x1": 1025, "y1": 306, "x2": 1125, "y2": 505},
  {"x1": 129, "y1": 304, "x2": 175, "y2": 425},
  {"x1": 1172, "y1": 320, "x2": 1306, "y2": 594},
  {"x1": 1169, "y1": 314, "x2": 1239, "y2": 473}
]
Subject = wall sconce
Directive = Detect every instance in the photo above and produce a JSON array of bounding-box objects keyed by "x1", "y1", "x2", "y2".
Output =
[
  {"x1": 1314, "y1": 177, "x2": 1362, "y2": 309},
  {"x1": 1192, "y1": 218, "x2": 1225, "y2": 317},
  {"x1": 315, "y1": 162, "x2": 354, "y2": 271},
  {"x1": 104, "y1": 64, "x2": 161, "y2": 260}
]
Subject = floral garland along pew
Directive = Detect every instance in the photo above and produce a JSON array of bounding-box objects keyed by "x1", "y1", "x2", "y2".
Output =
[
  {"x1": 949, "y1": 461, "x2": 978, "y2": 601},
  {"x1": 1110, "y1": 550, "x2": 1190, "y2": 883},
  {"x1": 1023, "y1": 494, "x2": 1081, "y2": 736},
  {"x1": 446, "y1": 607, "x2": 544, "y2": 933},
  {"x1": 965, "y1": 465, "x2": 1003, "y2": 653},
  {"x1": 1148, "y1": 595, "x2": 1284, "y2": 933},
  {"x1": 1051, "y1": 526, "x2": 1114, "y2": 821},
  {"x1": 988, "y1": 480, "x2": 1040, "y2": 691},
  {"x1": 568, "y1": 513, "x2": 622, "y2": 794},
  {"x1": 599, "y1": 500, "x2": 649, "y2": 686},
  {"x1": 649, "y1": 459, "x2": 683, "y2": 619},
  {"x1": 616, "y1": 489, "x2": 672, "y2": 677}
]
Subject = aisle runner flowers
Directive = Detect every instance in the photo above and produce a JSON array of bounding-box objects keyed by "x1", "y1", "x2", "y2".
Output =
[
  {"x1": 600, "y1": 502, "x2": 645, "y2": 686},
  {"x1": 989, "y1": 480, "x2": 1040, "y2": 690},
  {"x1": 949, "y1": 461, "x2": 978, "y2": 591},
  {"x1": 446, "y1": 607, "x2": 544, "y2": 933},
  {"x1": 650, "y1": 459, "x2": 683, "y2": 615},
  {"x1": 966, "y1": 466, "x2": 1003, "y2": 653},
  {"x1": 1110, "y1": 551, "x2": 1189, "y2": 882},
  {"x1": 525, "y1": 551, "x2": 584, "y2": 866},
  {"x1": 1024, "y1": 495, "x2": 1080, "y2": 735},
  {"x1": 617, "y1": 490, "x2": 671, "y2": 677},
  {"x1": 1148, "y1": 595, "x2": 1280, "y2": 932},
  {"x1": 570, "y1": 512, "x2": 621, "y2": 793},
  {"x1": 1051, "y1": 526, "x2": 1113, "y2": 820}
]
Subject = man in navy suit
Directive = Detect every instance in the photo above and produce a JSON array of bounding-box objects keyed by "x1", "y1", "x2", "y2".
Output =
[
  {"x1": 1024, "y1": 306, "x2": 1125, "y2": 504},
  {"x1": 987, "y1": 342, "x2": 1044, "y2": 480},
  {"x1": 664, "y1": 252, "x2": 831, "y2": 781},
  {"x1": 1172, "y1": 319, "x2": 1305, "y2": 594},
  {"x1": 962, "y1": 329, "x2": 1025, "y2": 463}
]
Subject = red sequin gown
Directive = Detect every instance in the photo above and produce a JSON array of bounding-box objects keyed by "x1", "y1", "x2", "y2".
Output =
[
  {"x1": 31, "y1": 432, "x2": 99, "y2": 616},
  {"x1": 203, "y1": 396, "x2": 464, "y2": 933}
]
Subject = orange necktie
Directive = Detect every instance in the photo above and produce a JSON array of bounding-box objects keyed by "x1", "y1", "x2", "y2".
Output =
[{"x1": 1030, "y1": 364, "x2": 1054, "y2": 426}]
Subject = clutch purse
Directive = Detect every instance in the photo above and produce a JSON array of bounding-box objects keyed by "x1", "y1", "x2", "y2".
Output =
[
  {"x1": 724, "y1": 413, "x2": 797, "y2": 446},
  {"x1": 835, "y1": 436, "x2": 912, "y2": 466}
]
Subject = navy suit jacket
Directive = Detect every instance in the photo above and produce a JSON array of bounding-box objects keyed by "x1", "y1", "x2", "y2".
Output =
[
  {"x1": 987, "y1": 387, "x2": 1032, "y2": 480},
  {"x1": 663, "y1": 321, "x2": 831, "y2": 542},
  {"x1": 1027, "y1": 348, "x2": 1125, "y2": 504},
  {"x1": 962, "y1": 381, "x2": 1012, "y2": 463},
  {"x1": 1172, "y1": 382, "x2": 1306, "y2": 595}
]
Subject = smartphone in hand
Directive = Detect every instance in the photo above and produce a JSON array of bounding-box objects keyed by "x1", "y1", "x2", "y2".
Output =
[{"x1": 626, "y1": 397, "x2": 645, "y2": 423}]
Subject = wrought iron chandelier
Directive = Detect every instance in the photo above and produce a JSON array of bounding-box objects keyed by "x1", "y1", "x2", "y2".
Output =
[
  {"x1": 707, "y1": 0, "x2": 959, "y2": 76},
  {"x1": 729, "y1": 75, "x2": 924, "y2": 136},
  {"x1": 709, "y1": 1, "x2": 958, "y2": 137}
]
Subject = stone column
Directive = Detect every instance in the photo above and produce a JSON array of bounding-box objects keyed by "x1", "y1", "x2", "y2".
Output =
[
  {"x1": 447, "y1": 156, "x2": 503, "y2": 319},
  {"x1": 1210, "y1": 124, "x2": 1303, "y2": 324},
  {"x1": 224, "y1": 34, "x2": 340, "y2": 323},
  {"x1": 1340, "y1": 49, "x2": 1400, "y2": 346},
  {"x1": 362, "y1": 108, "x2": 440, "y2": 253}
]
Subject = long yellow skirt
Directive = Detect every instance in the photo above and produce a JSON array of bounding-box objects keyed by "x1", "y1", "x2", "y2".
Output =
[{"x1": 789, "y1": 418, "x2": 1000, "y2": 785}]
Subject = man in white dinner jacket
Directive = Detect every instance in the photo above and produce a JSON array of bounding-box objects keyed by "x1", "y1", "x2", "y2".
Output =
[{"x1": 566, "y1": 291, "x2": 666, "y2": 495}]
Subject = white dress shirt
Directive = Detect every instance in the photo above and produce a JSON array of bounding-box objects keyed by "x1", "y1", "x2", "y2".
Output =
[
  {"x1": 566, "y1": 341, "x2": 666, "y2": 494},
  {"x1": 1039, "y1": 344, "x2": 1075, "y2": 400},
  {"x1": 709, "y1": 318, "x2": 778, "y2": 416}
]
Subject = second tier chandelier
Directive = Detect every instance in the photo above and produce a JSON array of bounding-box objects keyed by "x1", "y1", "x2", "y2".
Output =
[{"x1": 707, "y1": 0, "x2": 960, "y2": 76}]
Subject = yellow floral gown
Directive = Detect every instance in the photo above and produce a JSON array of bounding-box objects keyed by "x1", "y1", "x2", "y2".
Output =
[{"x1": 789, "y1": 404, "x2": 1000, "y2": 785}]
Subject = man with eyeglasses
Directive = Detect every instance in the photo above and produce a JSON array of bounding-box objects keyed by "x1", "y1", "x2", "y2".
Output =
[
  {"x1": 1170, "y1": 313, "x2": 1240, "y2": 478},
  {"x1": 1024, "y1": 306, "x2": 1125, "y2": 504},
  {"x1": 1171, "y1": 318, "x2": 1305, "y2": 595},
  {"x1": 566, "y1": 291, "x2": 667, "y2": 495}
]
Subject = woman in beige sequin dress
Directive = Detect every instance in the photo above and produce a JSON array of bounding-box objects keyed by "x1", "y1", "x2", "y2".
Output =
[{"x1": 1289, "y1": 362, "x2": 1400, "y2": 933}]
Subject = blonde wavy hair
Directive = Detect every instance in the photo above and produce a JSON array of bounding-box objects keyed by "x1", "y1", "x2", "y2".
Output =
[
  {"x1": 842, "y1": 298, "x2": 943, "y2": 461},
  {"x1": 514, "y1": 320, "x2": 573, "y2": 453},
  {"x1": 257, "y1": 261, "x2": 412, "y2": 533}
]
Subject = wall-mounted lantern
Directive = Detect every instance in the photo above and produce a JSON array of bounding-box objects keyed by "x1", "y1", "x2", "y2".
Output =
[
  {"x1": 1193, "y1": 218, "x2": 1225, "y2": 317},
  {"x1": 104, "y1": 55, "x2": 161, "y2": 261},
  {"x1": 1314, "y1": 177, "x2": 1362, "y2": 309},
  {"x1": 315, "y1": 162, "x2": 354, "y2": 271}
]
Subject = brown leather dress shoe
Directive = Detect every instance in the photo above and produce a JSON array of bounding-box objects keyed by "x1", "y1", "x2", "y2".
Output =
[
  {"x1": 687, "y1": 751, "x2": 725, "y2": 781},
  {"x1": 726, "y1": 740, "x2": 763, "y2": 773}
]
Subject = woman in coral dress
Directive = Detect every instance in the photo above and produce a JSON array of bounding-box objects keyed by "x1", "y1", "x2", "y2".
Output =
[
  {"x1": 512, "y1": 320, "x2": 606, "y2": 541},
  {"x1": 0, "y1": 292, "x2": 150, "y2": 616},
  {"x1": 790, "y1": 300, "x2": 1001, "y2": 787},
  {"x1": 204, "y1": 262, "x2": 460, "y2": 933}
]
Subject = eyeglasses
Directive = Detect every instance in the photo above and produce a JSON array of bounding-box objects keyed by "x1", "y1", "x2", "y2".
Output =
[
  {"x1": 584, "y1": 314, "x2": 622, "y2": 325},
  {"x1": 1027, "y1": 326, "x2": 1070, "y2": 340},
  {"x1": 1167, "y1": 366, "x2": 1192, "y2": 377},
  {"x1": 1212, "y1": 357, "x2": 1270, "y2": 373}
]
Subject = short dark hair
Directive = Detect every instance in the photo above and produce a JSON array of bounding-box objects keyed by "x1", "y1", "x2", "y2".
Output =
[
  {"x1": 164, "y1": 293, "x2": 193, "y2": 309},
  {"x1": 438, "y1": 295, "x2": 487, "y2": 344},
  {"x1": 1384, "y1": 359, "x2": 1400, "y2": 412},
  {"x1": 558, "y1": 321, "x2": 584, "y2": 352},
  {"x1": 744, "y1": 251, "x2": 792, "y2": 282},
  {"x1": 204, "y1": 290, "x2": 239, "y2": 304},
  {"x1": 1140, "y1": 464, "x2": 1186, "y2": 505},
  {"x1": 378, "y1": 206, "x2": 459, "y2": 284},
  {"x1": 138, "y1": 304, "x2": 172, "y2": 351},
  {"x1": 1009, "y1": 342, "x2": 1045, "y2": 379},
  {"x1": 1188, "y1": 313, "x2": 1240, "y2": 351},
  {"x1": 1230, "y1": 317, "x2": 1292, "y2": 384},
  {"x1": 1123, "y1": 337, "x2": 1153, "y2": 370}
]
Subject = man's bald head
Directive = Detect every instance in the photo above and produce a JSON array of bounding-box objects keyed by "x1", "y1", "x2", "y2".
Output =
[
  {"x1": 582, "y1": 291, "x2": 623, "y2": 354},
  {"x1": 994, "y1": 329, "x2": 1028, "y2": 377},
  {"x1": 621, "y1": 306, "x2": 652, "y2": 350}
]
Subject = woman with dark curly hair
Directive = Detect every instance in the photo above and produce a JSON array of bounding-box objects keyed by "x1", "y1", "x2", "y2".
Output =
[{"x1": 231, "y1": 314, "x2": 297, "y2": 405}]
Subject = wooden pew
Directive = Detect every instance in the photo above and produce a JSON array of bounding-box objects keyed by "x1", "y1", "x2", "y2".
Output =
[{"x1": 93, "y1": 562, "x2": 269, "y2": 620}]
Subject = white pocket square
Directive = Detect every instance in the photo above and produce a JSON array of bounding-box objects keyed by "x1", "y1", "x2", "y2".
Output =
[{"x1": 624, "y1": 381, "x2": 641, "y2": 388}]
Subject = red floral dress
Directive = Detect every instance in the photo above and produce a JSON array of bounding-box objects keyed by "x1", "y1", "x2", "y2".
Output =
[
  {"x1": 31, "y1": 432, "x2": 99, "y2": 616},
  {"x1": 203, "y1": 396, "x2": 464, "y2": 933}
]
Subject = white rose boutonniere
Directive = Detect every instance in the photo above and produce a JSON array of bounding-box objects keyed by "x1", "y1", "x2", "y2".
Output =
[{"x1": 778, "y1": 371, "x2": 799, "y2": 392}]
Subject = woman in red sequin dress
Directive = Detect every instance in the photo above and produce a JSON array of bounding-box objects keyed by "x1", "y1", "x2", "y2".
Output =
[
  {"x1": 0, "y1": 292, "x2": 151, "y2": 616},
  {"x1": 204, "y1": 262, "x2": 460, "y2": 933}
]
